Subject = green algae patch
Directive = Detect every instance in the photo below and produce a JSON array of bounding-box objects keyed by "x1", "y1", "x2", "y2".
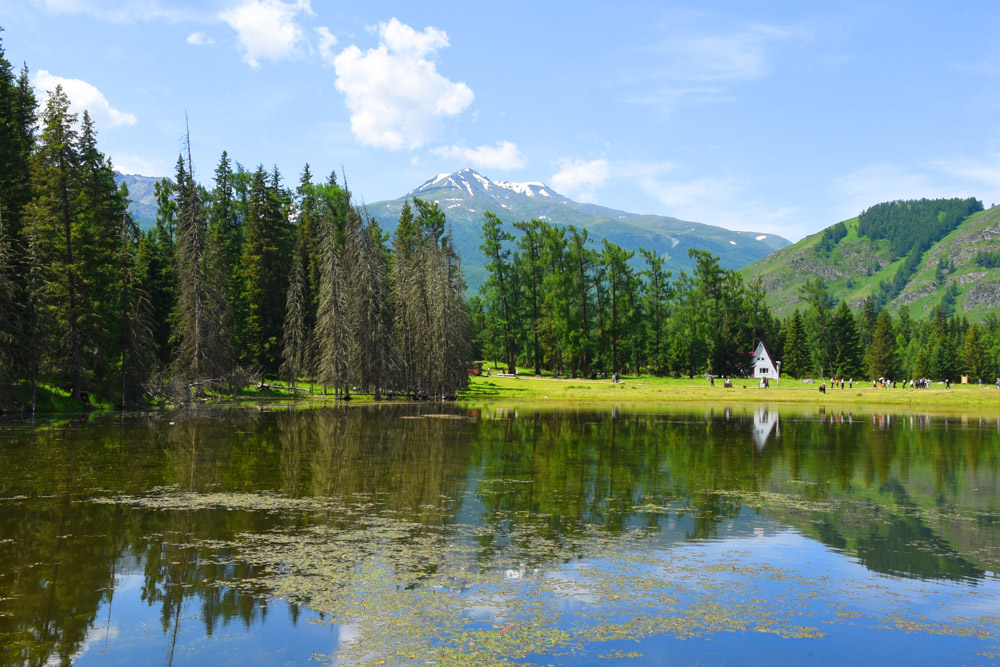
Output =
[{"x1": 89, "y1": 487, "x2": 1000, "y2": 665}]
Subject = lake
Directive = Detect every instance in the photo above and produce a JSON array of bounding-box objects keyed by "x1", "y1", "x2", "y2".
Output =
[{"x1": 2, "y1": 404, "x2": 1000, "y2": 665}]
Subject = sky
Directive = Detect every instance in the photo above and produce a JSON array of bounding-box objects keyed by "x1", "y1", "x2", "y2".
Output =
[{"x1": 3, "y1": 0, "x2": 1000, "y2": 242}]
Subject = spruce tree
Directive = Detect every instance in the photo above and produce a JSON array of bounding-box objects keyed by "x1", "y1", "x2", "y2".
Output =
[
  {"x1": 207, "y1": 150, "x2": 243, "y2": 373},
  {"x1": 24, "y1": 86, "x2": 84, "y2": 400},
  {"x1": 242, "y1": 165, "x2": 292, "y2": 373},
  {"x1": 280, "y1": 245, "x2": 307, "y2": 389},
  {"x1": 963, "y1": 323, "x2": 991, "y2": 380},
  {"x1": 0, "y1": 209, "x2": 14, "y2": 394},
  {"x1": 831, "y1": 300, "x2": 863, "y2": 378},
  {"x1": 865, "y1": 310, "x2": 898, "y2": 379},
  {"x1": 781, "y1": 310, "x2": 811, "y2": 378},
  {"x1": 173, "y1": 131, "x2": 229, "y2": 390}
]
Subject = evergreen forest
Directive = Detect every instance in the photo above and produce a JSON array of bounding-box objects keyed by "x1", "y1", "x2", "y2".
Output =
[{"x1": 0, "y1": 38, "x2": 471, "y2": 409}]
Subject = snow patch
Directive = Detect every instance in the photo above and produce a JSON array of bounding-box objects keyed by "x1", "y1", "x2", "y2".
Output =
[
  {"x1": 495, "y1": 180, "x2": 548, "y2": 197},
  {"x1": 472, "y1": 173, "x2": 492, "y2": 190},
  {"x1": 755, "y1": 235, "x2": 767, "y2": 241},
  {"x1": 729, "y1": 240, "x2": 737, "y2": 245}
]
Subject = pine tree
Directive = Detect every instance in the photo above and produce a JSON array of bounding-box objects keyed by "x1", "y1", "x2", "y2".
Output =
[
  {"x1": 567, "y1": 227, "x2": 594, "y2": 376},
  {"x1": 514, "y1": 219, "x2": 545, "y2": 375},
  {"x1": 0, "y1": 38, "x2": 35, "y2": 261},
  {"x1": 242, "y1": 165, "x2": 292, "y2": 372},
  {"x1": 830, "y1": 300, "x2": 863, "y2": 378},
  {"x1": 279, "y1": 245, "x2": 307, "y2": 389},
  {"x1": 781, "y1": 310, "x2": 812, "y2": 378},
  {"x1": 865, "y1": 310, "x2": 898, "y2": 379},
  {"x1": 207, "y1": 151, "x2": 243, "y2": 373},
  {"x1": 800, "y1": 278, "x2": 834, "y2": 378},
  {"x1": 963, "y1": 323, "x2": 991, "y2": 380},
  {"x1": 75, "y1": 111, "x2": 129, "y2": 388},
  {"x1": 24, "y1": 86, "x2": 84, "y2": 400},
  {"x1": 859, "y1": 296, "x2": 878, "y2": 350},
  {"x1": 114, "y1": 183, "x2": 154, "y2": 407},
  {"x1": 313, "y1": 180, "x2": 351, "y2": 397},
  {"x1": 0, "y1": 209, "x2": 14, "y2": 394},
  {"x1": 173, "y1": 127, "x2": 229, "y2": 390},
  {"x1": 479, "y1": 211, "x2": 518, "y2": 373},
  {"x1": 600, "y1": 239, "x2": 634, "y2": 375},
  {"x1": 138, "y1": 178, "x2": 177, "y2": 367},
  {"x1": 392, "y1": 200, "x2": 419, "y2": 391}
]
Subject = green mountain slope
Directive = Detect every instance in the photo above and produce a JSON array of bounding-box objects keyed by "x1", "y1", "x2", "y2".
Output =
[
  {"x1": 366, "y1": 168, "x2": 789, "y2": 292},
  {"x1": 742, "y1": 199, "x2": 1000, "y2": 320}
]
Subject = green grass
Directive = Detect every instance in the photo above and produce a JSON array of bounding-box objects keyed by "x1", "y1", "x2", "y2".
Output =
[
  {"x1": 7, "y1": 379, "x2": 89, "y2": 414},
  {"x1": 458, "y1": 373, "x2": 1000, "y2": 416}
]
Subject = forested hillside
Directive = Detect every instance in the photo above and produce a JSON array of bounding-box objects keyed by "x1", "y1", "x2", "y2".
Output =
[{"x1": 743, "y1": 199, "x2": 1000, "y2": 320}]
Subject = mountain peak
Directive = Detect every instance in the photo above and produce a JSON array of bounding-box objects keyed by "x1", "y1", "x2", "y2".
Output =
[{"x1": 408, "y1": 168, "x2": 566, "y2": 203}]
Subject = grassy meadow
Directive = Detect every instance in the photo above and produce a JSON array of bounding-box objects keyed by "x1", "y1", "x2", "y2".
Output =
[{"x1": 459, "y1": 370, "x2": 1000, "y2": 416}]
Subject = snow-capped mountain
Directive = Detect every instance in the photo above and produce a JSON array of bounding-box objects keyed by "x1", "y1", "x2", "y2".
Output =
[
  {"x1": 367, "y1": 168, "x2": 790, "y2": 292},
  {"x1": 410, "y1": 168, "x2": 573, "y2": 205}
]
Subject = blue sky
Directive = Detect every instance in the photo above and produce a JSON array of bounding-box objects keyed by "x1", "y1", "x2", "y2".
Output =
[{"x1": 3, "y1": 0, "x2": 1000, "y2": 241}]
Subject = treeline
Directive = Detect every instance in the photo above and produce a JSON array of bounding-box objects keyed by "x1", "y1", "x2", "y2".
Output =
[
  {"x1": 857, "y1": 198, "x2": 983, "y2": 258},
  {"x1": 472, "y1": 215, "x2": 778, "y2": 378},
  {"x1": 773, "y1": 283, "x2": 1000, "y2": 382},
  {"x1": 0, "y1": 38, "x2": 471, "y2": 408},
  {"x1": 472, "y1": 211, "x2": 1000, "y2": 383}
]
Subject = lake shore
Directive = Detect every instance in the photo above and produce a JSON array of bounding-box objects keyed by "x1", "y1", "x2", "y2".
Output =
[{"x1": 459, "y1": 373, "x2": 1000, "y2": 416}]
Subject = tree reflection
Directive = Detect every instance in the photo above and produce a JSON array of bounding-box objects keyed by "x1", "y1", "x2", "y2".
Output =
[{"x1": 1, "y1": 407, "x2": 1000, "y2": 661}]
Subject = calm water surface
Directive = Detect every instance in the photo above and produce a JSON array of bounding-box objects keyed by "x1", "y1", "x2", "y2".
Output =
[{"x1": 2, "y1": 405, "x2": 1000, "y2": 665}]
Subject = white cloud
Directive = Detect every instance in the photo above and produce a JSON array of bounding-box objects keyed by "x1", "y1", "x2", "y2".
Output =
[
  {"x1": 550, "y1": 158, "x2": 610, "y2": 201},
  {"x1": 34, "y1": 69, "x2": 137, "y2": 128},
  {"x1": 333, "y1": 18, "x2": 474, "y2": 150},
  {"x1": 640, "y1": 174, "x2": 728, "y2": 209},
  {"x1": 625, "y1": 22, "x2": 805, "y2": 107},
  {"x1": 112, "y1": 153, "x2": 166, "y2": 176},
  {"x1": 186, "y1": 31, "x2": 214, "y2": 46},
  {"x1": 219, "y1": 0, "x2": 313, "y2": 68},
  {"x1": 315, "y1": 26, "x2": 337, "y2": 66},
  {"x1": 431, "y1": 141, "x2": 524, "y2": 170},
  {"x1": 933, "y1": 155, "x2": 1000, "y2": 191}
]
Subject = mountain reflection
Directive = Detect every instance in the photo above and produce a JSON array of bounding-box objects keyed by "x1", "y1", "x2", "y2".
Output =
[{"x1": 1, "y1": 406, "x2": 999, "y2": 663}]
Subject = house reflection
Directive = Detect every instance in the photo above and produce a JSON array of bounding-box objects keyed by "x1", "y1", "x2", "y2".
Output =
[{"x1": 752, "y1": 407, "x2": 779, "y2": 451}]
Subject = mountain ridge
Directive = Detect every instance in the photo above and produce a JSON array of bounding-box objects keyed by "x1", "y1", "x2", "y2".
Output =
[{"x1": 368, "y1": 168, "x2": 790, "y2": 291}]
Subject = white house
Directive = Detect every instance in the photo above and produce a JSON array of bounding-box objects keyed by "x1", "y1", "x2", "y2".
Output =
[{"x1": 751, "y1": 342, "x2": 778, "y2": 379}]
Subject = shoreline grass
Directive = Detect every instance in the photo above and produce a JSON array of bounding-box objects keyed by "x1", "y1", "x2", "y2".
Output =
[
  {"x1": 459, "y1": 372, "x2": 1000, "y2": 417},
  {"x1": 6, "y1": 372, "x2": 1000, "y2": 419}
]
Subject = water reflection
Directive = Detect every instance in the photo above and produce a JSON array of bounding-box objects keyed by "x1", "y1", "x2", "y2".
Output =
[{"x1": 1, "y1": 406, "x2": 999, "y2": 664}]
